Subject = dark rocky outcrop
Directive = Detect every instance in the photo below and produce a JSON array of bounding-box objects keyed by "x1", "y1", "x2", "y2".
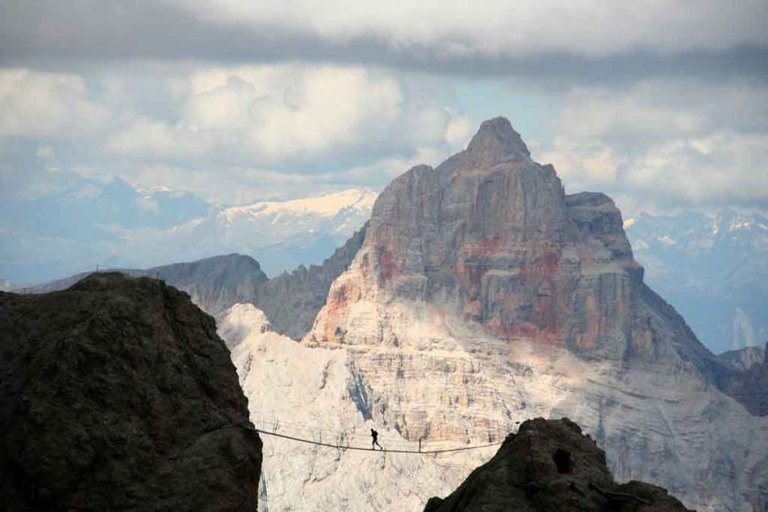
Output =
[
  {"x1": 0, "y1": 273, "x2": 262, "y2": 511},
  {"x1": 424, "y1": 418, "x2": 691, "y2": 512}
]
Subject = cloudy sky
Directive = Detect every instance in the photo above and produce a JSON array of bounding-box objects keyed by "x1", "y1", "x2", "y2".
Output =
[
  {"x1": 2, "y1": 0, "x2": 767, "y2": 207},
  {"x1": 1, "y1": 1, "x2": 767, "y2": 281}
]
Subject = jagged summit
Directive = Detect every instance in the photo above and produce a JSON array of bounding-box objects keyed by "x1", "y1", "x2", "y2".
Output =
[
  {"x1": 308, "y1": 114, "x2": 729, "y2": 375},
  {"x1": 446, "y1": 116, "x2": 532, "y2": 171}
]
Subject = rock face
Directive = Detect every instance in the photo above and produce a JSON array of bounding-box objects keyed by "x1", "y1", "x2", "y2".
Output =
[
  {"x1": 30, "y1": 228, "x2": 365, "y2": 340},
  {"x1": 0, "y1": 273, "x2": 262, "y2": 511},
  {"x1": 722, "y1": 343, "x2": 768, "y2": 416},
  {"x1": 308, "y1": 118, "x2": 714, "y2": 367},
  {"x1": 256, "y1": 224, "x2": 366, "y2": 339},
  {"x1": 719, "y1": 344, "x2": 766, "y2": 372},
  {"x1": 425, "y1": 418, "x2": 691, "y2": 512},
  {"x1": 280, "y1": 117, "x2": 768, "y2": 510},
  {"x1": 29, "y1": 253, "x2": 269, "y2": 315},
  {"x1": 150, "y1": 253, "x2": 269, "y2": 314}
]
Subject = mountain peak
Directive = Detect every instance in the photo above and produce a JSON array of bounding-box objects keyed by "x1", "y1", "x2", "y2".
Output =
[{"x1": 465, "y1": 117, "x2": 530, "y2": 167}]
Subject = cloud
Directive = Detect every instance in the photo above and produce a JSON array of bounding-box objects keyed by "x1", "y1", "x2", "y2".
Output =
[
  {"x1": 177, "y1": 0, "x2": 768, "y2": 57},
  {"x1": 538, "y1": 80, "x2": 768, "y2": 210},
  {"x1": 1, "y1": 0, "x2": 766, "y2": 83},
  {"x1": 106, "y1": 64, "x2": 471, "y2": 168},
  {"x1": 0, "y1": 69, "x2": 109, "y2": 137},
  {"x1": 0, "y1": 62, "x2": 476, "y2": 205}
]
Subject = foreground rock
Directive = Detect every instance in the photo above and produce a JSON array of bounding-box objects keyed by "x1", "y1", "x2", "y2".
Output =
[
  {"x1": 425, "y1": 418, "x2": 691, "y2": 512},
  {"x1": 0, "y1": 273, "x2": 262, "y2": 511}
]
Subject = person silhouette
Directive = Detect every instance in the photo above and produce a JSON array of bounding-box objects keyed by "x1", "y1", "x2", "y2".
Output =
[{"x1": 371, "y1": 428, "x2": 383, "y2": 450}]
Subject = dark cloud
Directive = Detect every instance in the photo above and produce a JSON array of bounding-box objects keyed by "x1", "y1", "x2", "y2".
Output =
[{"x1": 1, "y1": 0, "x2": 767, "y2": 86}]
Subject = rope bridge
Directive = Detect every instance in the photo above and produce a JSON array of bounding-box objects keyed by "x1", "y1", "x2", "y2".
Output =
[
  {"x1": 242, "y1": 418, "x2": 506, "y2": 455},
  {"x1": 256, "y1": 429, "x2": 504, "y2": 454}
]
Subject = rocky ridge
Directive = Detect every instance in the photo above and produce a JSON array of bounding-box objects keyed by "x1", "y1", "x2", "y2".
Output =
[
  {"x1": 719, "y1": 344, "x2": 766, "y2": 372},
  {"x1": 425, "y1": 418, "x2": 690, "y2": 512},
  {"x1": 722, "y1": 343, "x2": 768, "y2": 416},
  {"x1": 255, "y1": 224, "x2": 367, "y2": 339},
  {"x1": 28, "y1": 253, "x2": 269, "y2": 314},
  {"x1": 29, "y1": 226, "x2": 366, "y2": 340},
  {"x1": 0, "y1": 273, "x2": 262, "y2": 511}
]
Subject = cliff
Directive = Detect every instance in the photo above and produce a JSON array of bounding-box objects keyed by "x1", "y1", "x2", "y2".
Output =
[
  {"x1": 28, "y1": 253, "x2": 269, "y2": 315},
  {"x1": 255, "y1": 224, "x2": 367, "y2": 339},
  {"x1": 0, "y1": 273, "x2": 262, "y2": 511},
  {"x1": 307, "y1": 117, "x2": 717, "y2": 372}
]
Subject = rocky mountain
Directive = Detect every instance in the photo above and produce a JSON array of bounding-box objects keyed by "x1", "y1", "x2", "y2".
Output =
[
  {"x1": 308, "y1": 117, "x2": 717, "y2": 371},
  {"x1": 221, "y1": 118, "x2": 768, "y2": 511},
  {"x1": 255, "y1": 224, "x2": 367, "y2": 339},
  {"x1": 719, "y1": 344, "x2": 766, "y2": 371},
  {"x1": 624, "y1": 210, "x2": 768, "y2": 354},
  {"x1": 721, "y1": 343, "x2": 768, "y2": 416},
  {"x1": 0, "y1": 273, "x2": 262, "y2": 511},
  {"x1": 28, "y1": 253, "x2": 269, "y2": 314},
  {"x1": 31, "y1": 225, "x2": 366, "y2": 340},
  {"x1": 425, "y1": 418, "x2": 690, "y2": 512}
]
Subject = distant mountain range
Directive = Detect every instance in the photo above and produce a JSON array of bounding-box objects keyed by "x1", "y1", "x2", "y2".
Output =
[
  {"x1": 0, "y1": 175, "x2": 375, "y2": 283},
  {"x1": 625, "y1": 210, "x2": 768, "y2": 354}
]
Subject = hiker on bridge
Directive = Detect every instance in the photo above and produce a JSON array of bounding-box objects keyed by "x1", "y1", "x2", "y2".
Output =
[{"x1": 371, "y1": 428, "x2": 383, "y2": 450}]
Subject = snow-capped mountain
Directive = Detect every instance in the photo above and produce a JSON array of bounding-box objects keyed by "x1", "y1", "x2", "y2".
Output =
[
  {"x1": 212, "y1": 188, "x2": 375, "y2": 276},
  {"x1": 0, "y1": 175, "x2": 210, "y2": 283},
  {"x1": 2, "y1": 181, "x2": 376, "y2": 283},
  {"x1": 220, "y1": 188, "x2": 375, "y2": 236},
  {"x1": 624, "y1": 210, "x2": 768, "y2": 354},
  {"x1": 220, "y1": 118, "x2": 768, "y2": 511}
]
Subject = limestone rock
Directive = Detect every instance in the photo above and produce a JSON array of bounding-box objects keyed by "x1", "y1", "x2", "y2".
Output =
[
  {"x1": 308, "y1": 117, "x2": 715, "y2": 371},
  {"x1": 296, "y1": 117, "x2": 768, "y2": 510},
  {"x1": 256, "y1": 224, "x2": 366, "y2": 339},
  {"x1": 425, "y1": 418, "x2": 691, "y2": 512},
  {"x1": 719, "y1": 345, "x2": 766, "y2": 372},
  {"x1": 0, "y1": 273, "x2": 262, "y2": 511},
  {"x1": 30, "y1": 227, "x2": 366, "y2": 341},
  {"x1": 722, "y1": 343, "x2": 768, "y2": 416}
]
